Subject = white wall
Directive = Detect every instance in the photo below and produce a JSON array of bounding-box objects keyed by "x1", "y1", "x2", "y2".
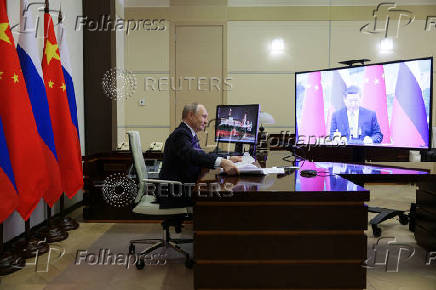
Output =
[
  {"x1": 4, "y1": 0, "x2": 84, "y2": 242},
  {"x1": 122, "y1": 20, "x2": 171, "y2": 150}
]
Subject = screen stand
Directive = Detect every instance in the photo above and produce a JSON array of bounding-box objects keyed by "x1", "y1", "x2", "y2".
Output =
[
  {"x1": 352, "y1": 147, "x2": 366, "y2": 163},
  {"x1": 234, "y1": 143, "x2": 244, "y2": 155}
]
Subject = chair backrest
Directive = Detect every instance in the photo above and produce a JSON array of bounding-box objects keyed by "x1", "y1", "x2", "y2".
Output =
[
  {"x1": 432, "y1": 127, "x2": 436, "y2": 148},
  {"x1": 127, "y1": 131, "x2": 148, "y2": 203}
]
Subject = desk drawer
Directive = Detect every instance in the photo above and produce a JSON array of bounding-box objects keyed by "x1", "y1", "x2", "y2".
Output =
[
  {"x1": 194, "y1": 263, "x2": 366, "y2": 289},
  {"x1": 194, "y1": 202, "x2": 367, "y2": 231},
  {"x1": 415, "y1": 225, "x2": 436, "y2": 251},
  {"x1": 195, "y1": 232, "x2": 366, "y2": 261},
  {"x1": 417, "y1": 189, "x2": 436, "y2": 213}
]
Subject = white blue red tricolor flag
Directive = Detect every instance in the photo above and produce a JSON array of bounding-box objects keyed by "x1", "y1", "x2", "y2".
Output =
[
  {"x1": 0, "y1": 0, "x2": 50, "y2": 221},
  {"x1": 17, "y1": 0, "x2": 63, "y2": 207}
]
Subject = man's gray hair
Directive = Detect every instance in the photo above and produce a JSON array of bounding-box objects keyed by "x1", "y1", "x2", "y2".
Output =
[{"x1": 182, "y1": 103, "x2": 199, "y2": 119}]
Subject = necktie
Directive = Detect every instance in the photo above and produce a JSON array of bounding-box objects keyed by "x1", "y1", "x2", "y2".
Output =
[
  {"x1": 350, "y1": 112, "x2": 356, "y2": 138},
  {"x1": 192, "y1": 135, "x2": 201, "y2": 150}
]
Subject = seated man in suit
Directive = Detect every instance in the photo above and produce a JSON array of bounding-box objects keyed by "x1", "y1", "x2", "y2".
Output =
[
  {"x1": 158, "y1": 103, "x2": 241, "y2": 208},
  {"x1": 330, "y1": 86, "x2": 383, "y2": 145}
]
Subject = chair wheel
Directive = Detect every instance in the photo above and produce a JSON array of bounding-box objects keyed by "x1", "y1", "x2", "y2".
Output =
[
  {"x1": 185, "y1": 258, "x2": 194, "y2": 269},
  {"x1": 136, "y1": 257, "x2": 145, "y2": 270},
  {"x1": 399, "y1": 214, "x2": 409, "y2": 225},
  {"x1": 372, "y1": 224, "x2": 381, "y2": 237},
  {"x1": 129, "y1": 244, "x2": 135, "y2": 254}
]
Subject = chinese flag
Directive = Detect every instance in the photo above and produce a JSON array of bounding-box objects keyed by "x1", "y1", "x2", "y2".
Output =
[
  {"x1": 0, "y1": 0, "x2": 48, "y2": 220},
  {"x1": 298, "y1": 71, "x2": 326, "y2": 141},
  {"x1": 42, "y1": 12, "x2": 83, "y2": 205}
]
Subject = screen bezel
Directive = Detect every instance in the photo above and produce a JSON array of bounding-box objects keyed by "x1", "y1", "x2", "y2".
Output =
[
  {"x1": 215, "y1": 104, "x2": 261, "y2": 145},
  {"x1": 294, "y1": 56, "x2": 433, "y2": 150}
]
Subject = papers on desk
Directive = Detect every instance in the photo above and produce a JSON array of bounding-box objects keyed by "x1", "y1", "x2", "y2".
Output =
[
  {"x1": 220, "y1": 152, "x2": 285, "y2": 175},
  {"x1": 221, "y1": 163, "x2": 285, "y2": 175}
]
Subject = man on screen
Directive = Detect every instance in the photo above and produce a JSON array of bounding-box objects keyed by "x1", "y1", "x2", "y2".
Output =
[{"x1": 330, "y1": 86, "x2": 383, "y2": 144}]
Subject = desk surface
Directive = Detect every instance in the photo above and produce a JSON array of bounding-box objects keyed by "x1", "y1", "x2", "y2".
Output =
[{"x1": 197, "y1": 151, "x2": 432, "y2": 200}]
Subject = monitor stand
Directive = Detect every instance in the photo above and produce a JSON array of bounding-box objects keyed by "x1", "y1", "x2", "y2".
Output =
[
  {"x1": 352, "y1": 147, "x2": 366, "y2": 163},
  {"x1": 234, "y1": 143, "x2": 244, "y2": 155},
  {"x1": 234, "y1": 143, "x2": 256, "y2": 157}
]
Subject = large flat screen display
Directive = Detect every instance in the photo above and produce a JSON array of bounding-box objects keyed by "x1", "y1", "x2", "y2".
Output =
[{"x1": 295, "y1": 57, "x2": 433, "y2": 149}]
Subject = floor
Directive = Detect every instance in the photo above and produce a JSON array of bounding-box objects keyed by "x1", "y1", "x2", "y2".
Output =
[{"x1": 1, "y1": 183, "x2": 435, "y2": 290}]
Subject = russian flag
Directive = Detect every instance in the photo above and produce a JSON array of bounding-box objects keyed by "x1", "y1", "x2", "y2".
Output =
[
  {"x1": 390, "y1": 63, "x2": 429, "y2": 148},
  {"x1": 58, "y1": 18, "x2": 80, "y2": 144},
  {"x1": 0, "y1": 0, "x2": 49, "y2": 220},
  {"x1": 0, "y1": 117, "x2": 18, "y2": 223},
  {"x1": 17, "y1": 0, "x2": 62, "y2": 206}
]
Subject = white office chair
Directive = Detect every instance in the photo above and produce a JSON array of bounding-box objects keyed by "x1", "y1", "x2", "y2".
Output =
[{"x1": 127, "y1": 131, "x2": 194, "y2": 269}]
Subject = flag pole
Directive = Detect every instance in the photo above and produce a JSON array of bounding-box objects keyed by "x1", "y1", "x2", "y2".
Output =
[
  {"x1": 13, "y1": 219, "x2": 49, "y2": 259},
  {"x1": 39, "y1": 0, "x2": 67, "y2": 243},
  {"x1": 44, "y1": 204, "x2": 68, "y2": 243},
  {"x1": 0, "y1": 225, "x2": 25, "y2": 275}
]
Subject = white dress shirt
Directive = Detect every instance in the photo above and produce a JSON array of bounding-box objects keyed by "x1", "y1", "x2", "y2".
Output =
[
  {"x1": 183, "y1": 122, "x2": 222, "y2": 168},
  {"x1": 347, "y1": 109, "x2": 359, "y2": 139}
]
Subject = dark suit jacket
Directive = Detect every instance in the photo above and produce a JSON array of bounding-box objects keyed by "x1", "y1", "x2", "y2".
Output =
[
  {"x1": 158, "y1": 122, "x2": 218, "y2": 208},
  {"x1": 330, "y1": 107, "x2": 383, "y2": 144}
]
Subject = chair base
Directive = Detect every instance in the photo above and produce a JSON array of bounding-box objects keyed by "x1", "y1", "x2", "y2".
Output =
[
  {"x1": 129, "y1": 220, "x2": 194, "y2": 269},
  {"x1": 369, "y1": 205, "x2": 411, "y2": 237}
]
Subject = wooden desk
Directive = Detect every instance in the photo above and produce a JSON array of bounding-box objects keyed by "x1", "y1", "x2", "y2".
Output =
[
  {"x1": 194, "y1": 152, "x2": 436, "y2": 289},
  {"x1": 194, "y1": 152, "x2": 370, "y2": 289}
]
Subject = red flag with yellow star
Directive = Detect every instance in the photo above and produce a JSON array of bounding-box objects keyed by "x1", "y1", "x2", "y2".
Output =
[
  {"x1": 42, "y1": 12, "x2": 83, "y2": 204},
  {"x1": 0, "y1": 0, "x2": 49, "y2": 220}
]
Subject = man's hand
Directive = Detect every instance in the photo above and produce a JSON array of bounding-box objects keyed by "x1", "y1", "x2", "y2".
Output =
[
  {"x1": 220, "y1": 159, "x2": 239, "y2": 175},
  {"x1": 229, "y1": 156, "x2": 243, "y2": 163},
  {"x1": 363, "y1": 136, "x2": 373, "y2": 145}
]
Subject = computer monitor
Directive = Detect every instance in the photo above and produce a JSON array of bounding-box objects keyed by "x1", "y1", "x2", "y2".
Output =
[
  {"x1": 215, "y1": 104, "x2": 260, "y2": 152},
  {"x1": 295, "y1": 57, "x2": 433, "y2": 152}
]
